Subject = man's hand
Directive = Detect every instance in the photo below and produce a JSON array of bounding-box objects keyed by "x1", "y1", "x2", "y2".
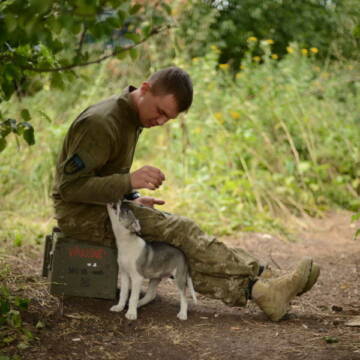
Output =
[
  {"x1": 130, "y1": 165, "x2": 165, "y2": 190},
  {"x1": 133, "y1": 196, "x2": 165, "y2": 208}
]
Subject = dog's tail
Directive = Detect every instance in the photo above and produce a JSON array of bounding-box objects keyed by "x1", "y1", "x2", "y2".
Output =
[{"x1": 187, "y1": 275, "x2": 197, "y2": 304}]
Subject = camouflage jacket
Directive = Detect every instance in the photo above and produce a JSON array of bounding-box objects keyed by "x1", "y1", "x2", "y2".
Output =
[{"x1": 52, "y1": 86, "x2": 142, "y2": 242}]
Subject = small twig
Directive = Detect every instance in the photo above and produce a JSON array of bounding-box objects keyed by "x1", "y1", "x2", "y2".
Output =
[
  {"x1": 269, "y1": 252, "x2": 282, "y2": 270},
  {"x1": 59, "y1": 294, "x2": 64, "y2": 317}
]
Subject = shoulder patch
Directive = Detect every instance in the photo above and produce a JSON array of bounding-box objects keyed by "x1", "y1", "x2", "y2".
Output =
[{"x1": 64, "y1": 154, "x2": 85, "y2": 175}]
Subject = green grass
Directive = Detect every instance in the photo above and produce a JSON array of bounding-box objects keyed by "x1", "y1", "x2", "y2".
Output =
[{"x1": 1, "y1": 42, "x2": 359, "y2": 242}]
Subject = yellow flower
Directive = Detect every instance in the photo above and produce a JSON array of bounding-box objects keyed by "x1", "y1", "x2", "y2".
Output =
[
  {"x1": 271, "y1": 54, "x2": 278, "y2": 60},
  {"x1": 321, "y1": 72, "x2": 330, "y2": 79},
  {"x1": 253, "y1": 56, "x2": 261, "y2": 62},
  {"x1": 301, "y1": 48, "x2": 308, "y2": 55},
  {"x1": 214, "y1": 112, "x2": 224, "y2": 123},
  {"x1": 247, "y1": 36, "x2": 257, "y2": 42},
  {"x1": 219, "y1": 63, "x2": 229, "y2": 70},
  {"x1": 310, "y1": 47, "x2": 319, "y2": 54},
  {"x1": 192, "y1": 57, "x2": 200, "y2": 63},
  {"x1": 239, "y1": 64, "x2": 245, "y2": 70},
  {"x1": 286, "y1": 46, "x2": 294, "y2": 54},
  {"x1": 210, "y1": 45, "x2": 220, "y2": 53},
  {"x1": 193, "y1": 127, "x2": 202, "y2": 134},
  {"x1": 265, "y1": 39, "x2": 274, "y2": 45},
  {"x1": 230, "y1": 111, "x2": 241, "y2": 120},
  {"x1": 236, "y1": 72, "x2": 243, "y2": 79}
]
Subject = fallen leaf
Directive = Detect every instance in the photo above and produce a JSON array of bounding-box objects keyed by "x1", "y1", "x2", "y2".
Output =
[
  {"x1": 65, "y1": 313, "x2": 83, "y2": 320},
  {"x1": 324, "y1": 336, "x2": 339, "y2": 344}
]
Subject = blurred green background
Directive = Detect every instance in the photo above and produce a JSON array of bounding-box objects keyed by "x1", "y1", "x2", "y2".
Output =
[{"x1": 1, "y1": 0, "x2": 360, "y2": 246}]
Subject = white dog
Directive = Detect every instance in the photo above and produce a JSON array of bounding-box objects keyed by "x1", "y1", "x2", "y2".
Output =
[{"x1": 107, "y1": 202, "x2": 197, "y2": 321}]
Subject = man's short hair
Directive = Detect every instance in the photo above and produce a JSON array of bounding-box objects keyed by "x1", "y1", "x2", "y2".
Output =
[{"x1": 148, "y1": 66, "x2": 193, "y2": 113}]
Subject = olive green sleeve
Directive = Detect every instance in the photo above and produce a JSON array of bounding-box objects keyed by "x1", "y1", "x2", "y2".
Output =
[{"x1": 57, "y1": 117, "x2": 132, "y2": 204}]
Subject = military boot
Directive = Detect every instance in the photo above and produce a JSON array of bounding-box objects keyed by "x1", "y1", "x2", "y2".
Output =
[
  {"x1": 297, "y1": 262, "x2": 320, "y2": 296},
  {"x1": 260, "y1": 261, "x2": 320, "y2": 297},
  {"x1": 251, "y1": 257, "x2": 313, "y2": 321}
]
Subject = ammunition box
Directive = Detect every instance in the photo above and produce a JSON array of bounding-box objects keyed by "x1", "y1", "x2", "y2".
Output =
[{"x1": 43, "y1": 228, "x2": 118, "y2": 300}]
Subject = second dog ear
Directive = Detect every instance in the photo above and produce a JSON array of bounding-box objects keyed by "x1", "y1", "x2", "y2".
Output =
[{"x1": 131, "y1": 219, "x2": 141, "y2": 233}]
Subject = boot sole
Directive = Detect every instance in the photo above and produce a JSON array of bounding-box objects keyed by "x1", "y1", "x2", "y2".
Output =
[{"x1": 297, "y1": 262, "x2": 320, "y2": 296}]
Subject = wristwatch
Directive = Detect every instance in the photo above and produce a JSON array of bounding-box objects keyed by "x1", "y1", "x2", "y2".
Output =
[{"x1": 124, "y1": 191, "x2": 141, "y2": 201}]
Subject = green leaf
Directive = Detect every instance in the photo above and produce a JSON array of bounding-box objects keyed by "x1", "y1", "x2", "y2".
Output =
[
  {"x1": 23, "y1": 328, "x2": 33, "y2": 340},
  {"x1": 130, "y1": 4, "x2": 142, "y2": 15},
  {"x1": 0, "y1": 298, "x2": 10, "y2": 315},
  {"x1": 351, "y1": 213, "x2": 360, "y2": 222},
  {"x1": 117, "y1": 9, "x2": 126, "y2": 25},
  {"x1": 17, "y1": 342, "x2": 29, "y2": 350},
  {"x1": 353, "y1": 24, "x2": 360, "y2": 38},
  {"x1": 0, "y1": 286, "x2": 10, "y2": 297},
  {"x1": 7, "y1": 310, "x2": 22, "y2": 328},
  {"x1": 14, "y1": 297, "x2": 30, "y2": 310},
  {"x1": 3, "y1": 119, "x2": 17, "y2": 134},
  {"x1": 4, "y1": 14, "x2": 18, "y2": 32},
  {"x1": 22, "y1": 123, "x2": 35, "y2": 146},
  {"x1": 129, "y1": 48, "x2": 138, "y2": 60},
  {"x1": 0, "y1": 137, "x2": 6, "y2": 152},
  {"x1": 152, "y1": 14, "x2": 166, "y2": 26},
  {"x1": 0, "y1": 0, "x2": 16, "y2": 12},
  {"x1": 141, "y1": 23, "x2": 152, "y2": 38},
  {"x1": 324, "y1": 336, "x2": 339, "y2": 344},
  {"x1": 116, "y1": 51, "x2": 127, "y2": 60},
  {"x1": 354, "y1": 228, "x2": 360, "y2": 241},
  {"x1": 20, "y1": 109, "x2": 31, "y2": 122},
  {"x1": 75, "y1": 1, "x2": 98, "y2": 16},
  {"x1": 125, "y1": 32, "x2": 141, "y2": 43},
  {"x1": 3, "y1": 336, "x2": 16, "y2": 344},
  {"x1": 161, "y1": 2, "x2": 172, "y2": 16},
  {"x1": 71, "y1": 21, "x2": 82, "y2": 35},
  {"x1": 50, "y1": 72, "x2": 65, "y2": 90}
]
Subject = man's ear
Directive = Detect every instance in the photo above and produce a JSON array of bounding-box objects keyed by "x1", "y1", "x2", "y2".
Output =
[{"x1": 140, "y1": 81, "x2": 151, "y2": 94}]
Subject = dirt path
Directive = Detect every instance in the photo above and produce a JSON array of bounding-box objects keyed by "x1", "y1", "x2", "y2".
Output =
[{"x1": 1, "y1": 211, "x2": 360, "y2": 360}]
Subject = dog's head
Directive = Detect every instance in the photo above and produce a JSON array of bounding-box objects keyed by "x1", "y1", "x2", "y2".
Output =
[{"x1": 107, "y1": 202, "x2": 141, "y2": 234}]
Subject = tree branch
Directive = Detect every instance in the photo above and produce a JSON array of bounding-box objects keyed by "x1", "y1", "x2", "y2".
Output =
[{"x1": 19, "y1": 25, "x2": 171, "y2": 73}]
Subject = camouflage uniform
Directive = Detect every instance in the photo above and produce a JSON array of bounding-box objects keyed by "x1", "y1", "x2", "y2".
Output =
[{"x1": 52, "y1": 87, "x2": 260, "y2": 307}]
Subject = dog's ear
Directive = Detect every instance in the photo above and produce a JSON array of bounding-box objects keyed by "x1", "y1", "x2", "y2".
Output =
[
  {"x1": 116, "y1": 201, "x2": 123, "y2": 216},
  {"x1": 125, "y1": 208, "x2": 141, "y2": 233},
  {"x1": 107, "y1": 203, "x2": 115, "y2": 214},
  {"x1": 131, "y1": 218, "x2": 141, "y2": 233}
]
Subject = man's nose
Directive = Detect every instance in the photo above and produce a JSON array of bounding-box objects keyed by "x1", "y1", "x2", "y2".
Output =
[{"x1": 156, "y1": 116, "x2": 169, "y2": 125}]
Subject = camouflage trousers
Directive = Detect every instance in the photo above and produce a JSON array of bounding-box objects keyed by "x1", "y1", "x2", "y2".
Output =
[{"x1": 57, "y1": 201, "x2": 260, "y2": 307}]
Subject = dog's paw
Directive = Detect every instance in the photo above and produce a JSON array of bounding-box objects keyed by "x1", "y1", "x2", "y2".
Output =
[
  {"x1": 110, "y1": 305, "x2": 124, "y2": 312},
  {"x1": 125, "y1": 311, "x2": 137, "y2": 320},
  {"x1": 177, "y1": 312, "x2": 187, "y2": 321}
]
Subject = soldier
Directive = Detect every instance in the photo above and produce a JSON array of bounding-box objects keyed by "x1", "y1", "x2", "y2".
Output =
[{"x1": 52, "y1": 66, "x2": 320, "y2": 321}]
